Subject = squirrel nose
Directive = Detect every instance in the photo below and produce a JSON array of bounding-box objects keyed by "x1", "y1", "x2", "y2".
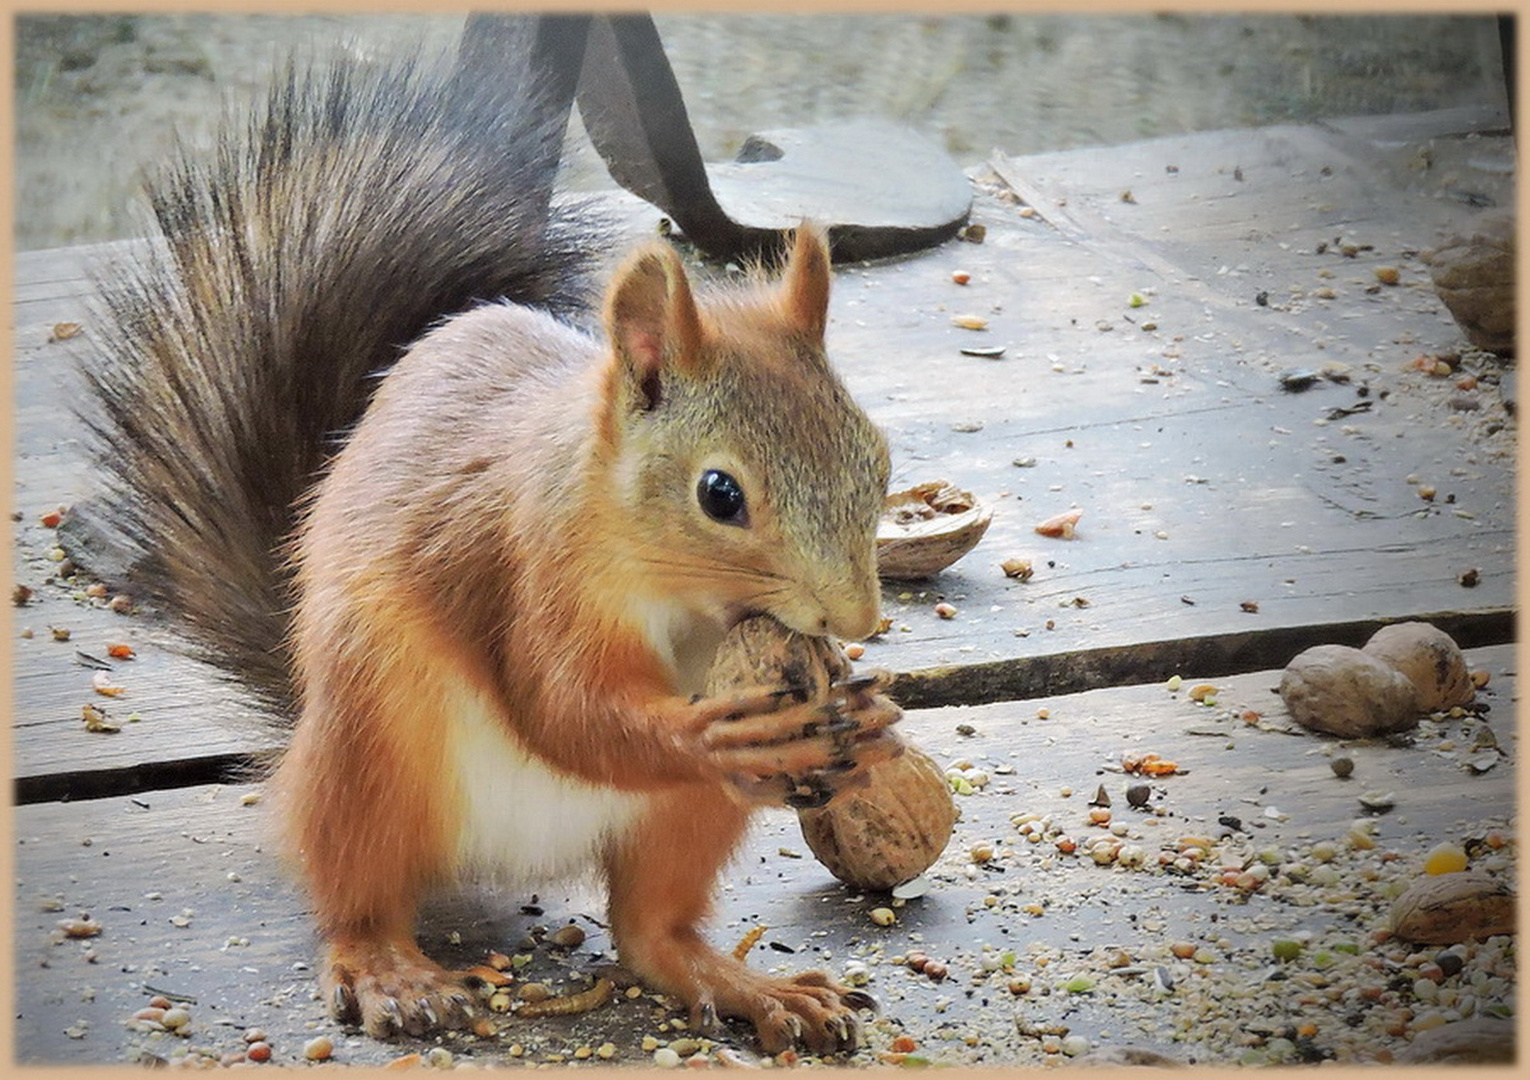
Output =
[{"x1": 822, "y1": 593, "x2": 882, "y2": 642}]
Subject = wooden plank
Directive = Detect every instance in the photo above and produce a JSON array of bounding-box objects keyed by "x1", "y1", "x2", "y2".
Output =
[
  {"x1": 13, "y1": 645, "x2": 1516, "y2": 1066},
  {"x1": 11, "y1": 527, "x2": 280, "y2": 801},
  {"x1": 10, "y1": 112, "x2": 1515, "y2": 788},
  {"x1": 823, "y1": 110, "x2": 1514, "y2": 670}
]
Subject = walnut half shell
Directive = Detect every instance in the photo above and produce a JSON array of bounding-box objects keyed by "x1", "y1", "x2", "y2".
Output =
[
  {"x1": 877, "y1": 480, "x2": 992, "y2": 580},
  {"x1": 1389, "y1": 870, "x2": 1515, "y2": 944}
]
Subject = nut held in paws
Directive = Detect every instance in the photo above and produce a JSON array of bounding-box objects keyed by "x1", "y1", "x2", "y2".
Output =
[{"x1": 797, "y1": 744, "x2": 956, "y2": 891}]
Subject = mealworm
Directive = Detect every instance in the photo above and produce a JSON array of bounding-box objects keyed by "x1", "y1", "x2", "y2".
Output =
[
  {"x1": 516, "y1": 977, "x2": 613, "y2": 1018},
  {"x1": 733, "y1": 924, "x2": 767, "y2": 962}
]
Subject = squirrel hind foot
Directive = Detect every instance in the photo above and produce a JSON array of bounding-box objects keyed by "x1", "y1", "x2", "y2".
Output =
[
  {"x1": 718, "y1": 968, "x2": 871, "y2": 1056},
  {"x1": 636, "y1": 939, "x2": 870, "y2": 1056},
  {"x1": 321, "y1": 938, "x2": 476, "y2": 1039}
]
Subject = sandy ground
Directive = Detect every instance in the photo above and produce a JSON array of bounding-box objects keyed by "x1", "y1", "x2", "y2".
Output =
[{"x1": 12, "y1": 12, "x2": 1511, "y2": 252}]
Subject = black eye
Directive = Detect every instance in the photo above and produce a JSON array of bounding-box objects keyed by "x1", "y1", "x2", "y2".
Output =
[{"x1": 697, "y1": 469, "x2": 747, "y2": 525}]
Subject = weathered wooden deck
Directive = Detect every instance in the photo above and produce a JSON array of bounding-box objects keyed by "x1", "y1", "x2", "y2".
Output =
[{"x1": 10, "y1": 106, "x2": 1517, "y2": 1067}]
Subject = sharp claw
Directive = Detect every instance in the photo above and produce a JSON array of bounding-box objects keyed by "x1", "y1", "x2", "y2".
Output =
[
  {"x1": 419, "y1": 999, "x2": 438, "y2": 1027},
  {"x1": 698, "y1": 1001, "x2": 719, "y2": 1035},
  {"x1": 842, "y1": 989, "x2": 880, "y2": 1014},
  {"x1": 831, "y1": 673, "x2": 879, "y2": 694},
  {"x1": 332, "y1": 982, "x2": 358, "y2": 1022},
  {"x1": 380, "y1": 996, "x2": 404, "y2": 1035},
  {"x1": 785, "y1": 1013, "x2": 804, "y2": 1045}
]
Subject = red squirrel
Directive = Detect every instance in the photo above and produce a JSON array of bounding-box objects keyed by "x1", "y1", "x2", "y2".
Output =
[{"x1": 79, "y1": 46, "x2": 900, "y2": 1054}]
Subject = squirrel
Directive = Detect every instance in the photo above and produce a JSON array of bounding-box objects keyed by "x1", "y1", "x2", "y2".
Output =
[{"x1": 79, "y1": 40, "x2": 901, "y2": 1054}]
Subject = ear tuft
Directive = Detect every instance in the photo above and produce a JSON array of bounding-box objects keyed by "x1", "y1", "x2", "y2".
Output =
[
  {"x1": 605, "y1": 243, "x2": 704, "y2": 408},
  {"x1": 780, "y1": 222, "x2": 832, "y2": 341}
]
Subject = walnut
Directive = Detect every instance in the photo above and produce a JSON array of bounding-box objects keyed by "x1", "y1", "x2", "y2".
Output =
[
  {"x1": 1424, "y1": 211, "x2": 1515, "y2": 356},
  {"x1": 1277, "y1": 644, "x2": 1419, "y2": 737},
  {"x1": 1362, "y1": 622, "x2": 1475, "y2": 714},
  {"x1": 797, "y1": 743, "x2": 956, "y2": 891}
]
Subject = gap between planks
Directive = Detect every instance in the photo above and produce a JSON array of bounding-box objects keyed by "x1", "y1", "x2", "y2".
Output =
[{"x1": 15, "y1": 604, "x2": 1514, "y2": 807}]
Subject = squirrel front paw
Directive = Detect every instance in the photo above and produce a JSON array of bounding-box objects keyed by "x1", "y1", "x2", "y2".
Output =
[
  {"x1": 692, "y1": 672, "x2": 904, "y2": 807},
  {"x1": 322, "y1": 938, "x2": 477, "y2": 1039}
]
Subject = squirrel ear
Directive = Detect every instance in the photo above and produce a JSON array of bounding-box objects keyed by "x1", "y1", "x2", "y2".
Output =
[
  {"x1": 604, "y1": 243, "x2": 705, "y2": 409},
  {"x1": 779, "y1": 222, "x2": 832, "y2": 342}
]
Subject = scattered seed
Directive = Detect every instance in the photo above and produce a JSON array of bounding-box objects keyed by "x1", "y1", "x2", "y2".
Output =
[
  {"x1": 1359, "y1": 791, "x2": 1396, "y2": 811},
  {"x1": 869, "y1": 907, "x2": 897, "y2": 927},
  {"x1": 1272, "y1": 939, "x2": 1303, "y2": 962},
  {"x1": 91, "y1": 671, "x2": 126, "y2": 697},
  {"x1": 1423, "y1": 842, "x2": 1468, "y2": 876},
  {"x1": 1000, "y1": 557, "x2": 1034, "y2": 581},
  {"x1": 1035, "y1": 509, "x2": 1082, "y2": 539},
  {"x1": 465, "y1": 963, "x2": 512, "y2": 989},
  {"x1": 81, "y1": 704, "x2": 120, "y2": 733},
  {"x1": 934, "y1": 602, "x2": 958, "y2": 619},
  {"x1": 1060, "y1": 1035, "x2": 1091, "y2": 1057}
]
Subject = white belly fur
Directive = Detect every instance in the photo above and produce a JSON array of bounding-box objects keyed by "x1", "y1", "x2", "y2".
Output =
[{"x1": 446, "y1": 680, "x2": 648, "y2": 884}]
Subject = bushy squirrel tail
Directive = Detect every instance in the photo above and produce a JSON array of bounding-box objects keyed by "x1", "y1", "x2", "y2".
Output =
[{"x1": 79, "y1": 42, "x2": 602, "y2": 717}]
